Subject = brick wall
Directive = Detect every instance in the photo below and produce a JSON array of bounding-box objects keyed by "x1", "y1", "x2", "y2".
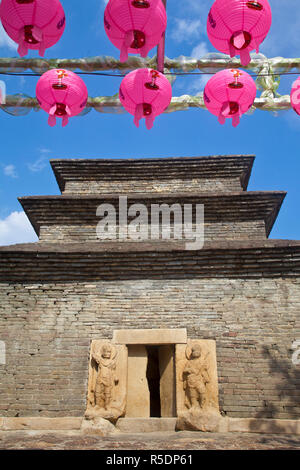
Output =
[
  {"x1": 63, "y1": 178, "x2": 242, "y2": 194},
  {"x1": 0, "y1": 277, "x2": 299, "y2": 419},
  {"x1": 39, "y1": 221, "x2": 266, "y2": 243}
]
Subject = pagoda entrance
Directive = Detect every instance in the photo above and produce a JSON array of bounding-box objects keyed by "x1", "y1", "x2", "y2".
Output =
[
  {"x1": 126, "y1": 344, "x2": 176, "y2": 418},
  {"x1": 86, "y1": 329, "x2": 220, "y2": 433}
]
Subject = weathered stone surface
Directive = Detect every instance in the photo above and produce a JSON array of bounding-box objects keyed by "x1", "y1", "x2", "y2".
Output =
[
  {"x1": 176, "y1": 409, "x2": 222, "y2": 432},
  {"x1": 2, "y1": 417, "x2": 82, "y2": 431},
  {"x1": 0, "y1": 278, "x2": 299, "y2": 419},
  {"x1": 39, "y1": 221, "x2": 267, "y2": 243},
  {"x1": 159, "y1": 346, "x2": 176, "y2": 417},
  {"x1": 81, "y1": 417, "x2": 117, "y2": 436},
  {"x1": 116, "y1": 418, "x2": 177, "y2": 433},
  {"x1": 19, "y1": 192, "x2": 284, "y2": 240},
  {"x1": 1, "y1": 429, "x2": 300, "y2": 450},
  {"x1": 1, "y1": 417, "x2": 299, "y2": 435},
  {"x1": 113, "y1": 329, "x2": 187, "y2": 345},
  {"x1": 126, "y1": 345, "x2": 149, "y2": 418},
  {"x1": 85, "y1": 341, "x2": 127, "y2": 422},
  {"x1": 228, "y1": 418, "x2": 300, "y2": 435},
  {"x1": 176, "y1": 340, "x2": 221, "y2": 432},
  {"x1": 0, "y1": 155, "x2": 299, "y2": 424},
  {"x1": 50, "y1": 155, "x2": 254, "y2": 194},
  {"x1": 176, "y1": 340, "x2": 219, "y2": 416},
  {"x1": 1, "y1": 241, "x2": 300, "y2": 282}
]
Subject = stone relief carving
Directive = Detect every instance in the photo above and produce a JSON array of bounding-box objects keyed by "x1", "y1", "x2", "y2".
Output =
[
  {"x1": 85, "y1": 340, "x2": 127, "y2": 423},
  {"x1": 183, "y1": 343, "x2": 210, "y2": 410},
  {"x1": 93, "y1": 343, "x2": 118, "y2": 409},
  {"x1": 84, "y1": 333, "x2": 221, "y2": 432},
  {"x1": 176, "y1": 340, "x2": 221, "y2": 432}
]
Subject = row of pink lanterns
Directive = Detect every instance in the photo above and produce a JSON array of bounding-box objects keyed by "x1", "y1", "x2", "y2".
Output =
[
  {"x1": 35, "y1": 67, "x2": 172, "y2": 129},
  {"x1": 1, "y1": 0, "x2": 300, "y2": 127},
  {"x1": 0, "y1": 0, "x2": 272, "y2": 65},
  {"x1": 39, "y1": 66, "x2": 295, "y2": 129}
]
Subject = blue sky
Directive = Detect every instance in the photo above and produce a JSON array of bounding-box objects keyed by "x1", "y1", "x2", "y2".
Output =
[{"x1": 0, "y1": 0, "x2": 300, "y2": 245}]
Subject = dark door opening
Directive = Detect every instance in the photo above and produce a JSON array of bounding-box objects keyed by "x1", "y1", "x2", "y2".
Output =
[{"x1": 146, "y1": 346, "x2": 161, "y2": 417}]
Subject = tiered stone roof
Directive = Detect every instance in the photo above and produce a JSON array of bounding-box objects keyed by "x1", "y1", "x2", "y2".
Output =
[{"x1": 1, "y1": 155, "x2": 299, "y2": 281}]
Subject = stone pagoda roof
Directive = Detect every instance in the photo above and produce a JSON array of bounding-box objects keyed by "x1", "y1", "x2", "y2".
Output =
[
  {"x1": 50, "y1": 155, "x2": 255, "y2": 192},
  {"x1": 0, "y1": 155, "x2": 299, "y2": 282}
]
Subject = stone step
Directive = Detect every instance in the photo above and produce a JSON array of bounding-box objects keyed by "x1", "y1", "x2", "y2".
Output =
[{"x1": 116, "y1": 418, "x2": 177, "y2": 433}]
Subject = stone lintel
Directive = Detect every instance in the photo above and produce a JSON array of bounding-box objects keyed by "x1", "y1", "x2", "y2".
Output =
[{"x1": 113, "y1": 328, "x2": 187, "y2": 345}]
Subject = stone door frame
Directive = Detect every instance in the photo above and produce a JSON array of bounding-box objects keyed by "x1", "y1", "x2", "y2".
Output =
[{"x1": 113, "y1": 328, "x2": 187, "y2": 418}]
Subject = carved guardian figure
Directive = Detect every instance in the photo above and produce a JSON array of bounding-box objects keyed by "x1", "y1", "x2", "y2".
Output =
[
  {"x1": 92, "y1": 343, "x2": 118, "y2": 410},
  {"x1": 182, "y1": 344, "x2": 210, "y2": 410}
]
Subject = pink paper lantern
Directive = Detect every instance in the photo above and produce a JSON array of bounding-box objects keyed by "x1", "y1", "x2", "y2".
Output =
[
  {"x1": 291, "y1": 77, "x2": 300, "y2": 116},
  {"x1": 207, "y1": 0, "x2": 272, "y2": 66},
  {"x1": 104, "y1": 0, "x2": 167, "y2": 62},
  {"x1": 36, "y1": 69, "x2": 88, "y2": 127},
  {"x1": 204, "y1": 69, "x2": 256, "y2": 127},
  {"x1": 0, "y1": 0, "x2": 65, "y2": 57},
  {"x1": 119, "y1": 68, "x2": 172, "y2": 129}
]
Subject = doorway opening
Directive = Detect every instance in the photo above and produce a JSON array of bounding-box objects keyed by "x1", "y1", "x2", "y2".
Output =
[
  {"x1": 126, "y1": 343, "x2": 176, "y2": 418},
  {"x1": 146, "y1": 346, "x2": 161, "y2": 417}
]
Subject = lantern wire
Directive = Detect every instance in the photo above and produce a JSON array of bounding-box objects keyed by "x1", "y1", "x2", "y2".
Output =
[{"x1": 0, "y1": 71, "x2": 299, "y2": 79}]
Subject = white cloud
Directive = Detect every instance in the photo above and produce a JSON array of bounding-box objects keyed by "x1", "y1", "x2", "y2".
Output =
[
  {"x1": 188, "y1": 42, "x2": 210, "y2": 94},
  {"x1": 191, "y1": 42, "x2": 209, "y2": 59},
  {"x1": 3, "y1": 164, "x2": 17, "y2": 178},
  {"x1": 178, "y1": 0, "x2": 211, "y2": 16},
  {"x1": 0, "y1": 22, "x2": 17, "y2": 51},
  {"x1": 28, "y1": 149, "x2": 51, "y2": 173},
  {"x1": 0, "y1": 211, "x2": 38, "y2": 246},
  {"x1": 188, "y1": 76, "x2": 210, "y2": 95},
  {"x1": 259, "y1": 0, "x2": 300, "y2": 57},
  {"x1": 173, "y1": 0, "x2": 299, "y2": 59},
  {"x1": 171, "y1": 19, "x2": 202, "y2": 43}
]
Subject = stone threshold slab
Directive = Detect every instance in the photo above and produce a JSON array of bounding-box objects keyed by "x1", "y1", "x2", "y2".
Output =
[
  {"x1": 116, "y1": 418, "x2": 177, "y2": 433},
  {"x1": 1, "y1": 417, "x2": 300, "y2": 435}
]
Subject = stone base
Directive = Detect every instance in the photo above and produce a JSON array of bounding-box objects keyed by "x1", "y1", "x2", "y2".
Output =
[
  {"x1": 85, "y1": 406, "x2": 122, "y2": 424},
  {"x1": 116, "y1": 418, "x2": 177, "y2": 433},
  {"x1": 226, "y1": 417, "x2": 300, "y2": 435},
  {"x1": 176, "y1": 409, "x2": 222, "y2": 432},
  {"x1": 1, "y1": 417, "x2": 300, "y2": 435},
  {"x1": 0, "y1": 417, "x2": 82, "y2": 431},
  {"x1": 81, "y1": 417, "x2": 117, "y2": 436}
]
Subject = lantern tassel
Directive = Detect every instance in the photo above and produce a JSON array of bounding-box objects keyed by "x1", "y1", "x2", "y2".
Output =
[
  {"x1": 218, "y1": 112, "x2": 226, "y2": 125},
  {"x1": 228, "y1": 37, "x2": 251, "y2": 66},
  {"x1": 39, "y1": 40, "x2": 46, "y2": 57},
  {"x1": 120, "y1": 31, "x2": 134, "y2": 62},
  {"x1": 145, "y1": 114, "x2": 154, "y2": 130},
  {"x1": 48, "y1": 105, "x2": 57, "y2": 127},
  {"x1": 140, "y1": 45, "x2": 151, "y2": 59},
  {"x1": 240, "y1": 48, "x2": 251, "y2": 67},
  {"x1": 31, "y1": 26, "x2": 45, "y2": 56},
  {"x1": 232, "y1": 114, "x2": 240, "y2": 127},
  {"x1": 134, "y1": 103, "x2": 143, "y2": 128},
  {"x1": 17, "y1": 31, "x2": 28, "y2": 58},
  {"x1": 62, "y1": 105, "x2": 71, "y2": 127},
  {"x1": 229, "y1": 42, "x2": 236, "y2": 59}
]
